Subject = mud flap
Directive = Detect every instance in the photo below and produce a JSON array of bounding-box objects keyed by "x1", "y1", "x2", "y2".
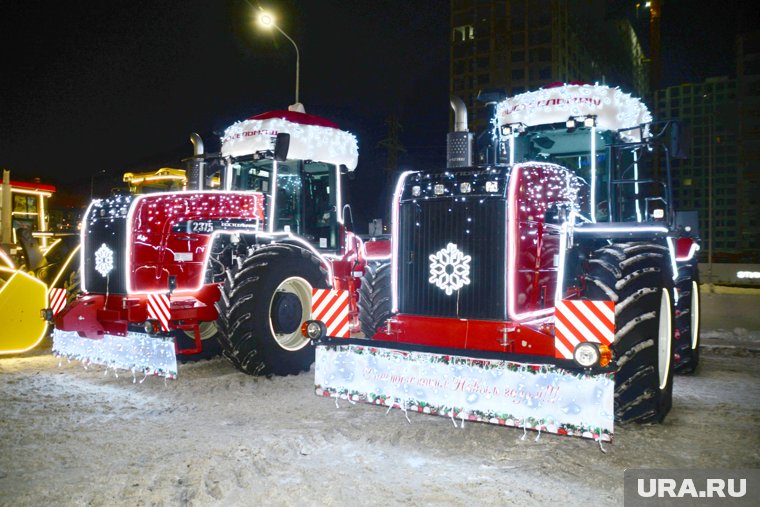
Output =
[
  {"x1": 53, "y1": 329, "x2": 178, "y2": 379},
  {"x1": 316, "y1": 342, "x2": 615, "y2": 441},
  {"x1": 0, "y1": 270, "x2": 49, "y2": 355}
]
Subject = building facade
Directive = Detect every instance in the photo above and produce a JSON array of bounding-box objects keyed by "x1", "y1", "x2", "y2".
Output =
[
  {"x1": 450, "y1": 0, "x2": 648, "y2": 133},
  {"x1": 736, "y1": 31, "x2": 760, "y2": 259},
  {"x1": 655, "y1": 32, "x2": 760, "y2": 263},
  {"x1": 655, "y1": 78, "x2": 738, "y2": 260}
]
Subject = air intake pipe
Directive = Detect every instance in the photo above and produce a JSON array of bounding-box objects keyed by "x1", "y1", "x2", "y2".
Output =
[{"x1": 447, "y1": 95, "x2": 473, "y2": 168}]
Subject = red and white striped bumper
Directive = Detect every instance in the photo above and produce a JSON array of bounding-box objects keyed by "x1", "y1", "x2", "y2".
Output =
[
  {"x1": 49, "y1": 287, "x2": 67, "y2": 316},
  {"x1": 311, "y1": 289, "x2": 350, "y2": 338},
  {"x1": 147, "y1": 293, "x2": 172, "y2": 332},
  {"x1": 554, "y1": 300, "x2": 615, "y2": 359}
]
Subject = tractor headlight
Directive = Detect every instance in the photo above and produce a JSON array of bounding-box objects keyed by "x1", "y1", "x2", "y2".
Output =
[
  {"x1": 411, "y1": 185, "x2": 421, "y2": 197},
  {"x1": 485, "y1": 181, "x2": 498, "y2": 193},
  {"x1": 459, "y1": 182, "x2": 472, "y2": 194},
  {"x1": 573, "y1": 342, "x2": 600, "y2": 368},
  {"x1": 433, "y1": 184, "x2": 445, "y2": 195},
  {"x1": 301, "y1": 320, "x2": 327, "y2": 340}
]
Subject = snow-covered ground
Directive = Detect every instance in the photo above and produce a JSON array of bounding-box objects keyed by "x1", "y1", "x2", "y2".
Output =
[{"x1": 1, "y1": 288, "x2": 758, "y2": 506}]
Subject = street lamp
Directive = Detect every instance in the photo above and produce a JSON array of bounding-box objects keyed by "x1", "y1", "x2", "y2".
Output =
[{"x1": 258, "y1": 11, "x2": 300, "y2": 106}]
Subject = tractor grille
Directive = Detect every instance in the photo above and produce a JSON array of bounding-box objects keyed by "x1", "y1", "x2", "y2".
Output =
[
  {"x1": 82, "y1": 195, "x2": 132, "y2": 295},
  {"x1": 397, "y1": 197, "x2": 507, "y2": 320}
]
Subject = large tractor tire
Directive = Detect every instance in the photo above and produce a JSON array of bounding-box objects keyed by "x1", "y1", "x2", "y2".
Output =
[
  {"x1": 215, "y1": 244, "x2": 329, "y2": 376},
  {"x1": 673, "y1": 261, "x2": 700, "y2": 373},
  {"x1": 585, "y1": 242, "x2": 674, "y2": 424},
  {"x1": 357, "y1": 260, "x2": 391, "y2": 338},
  {"x1": 173, "y1": 321, "x2": 222, "y2": 362}
]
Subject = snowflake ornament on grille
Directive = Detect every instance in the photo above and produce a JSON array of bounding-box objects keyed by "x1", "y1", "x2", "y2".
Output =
[
  {"x1": 429, "y1": 243, "x2": 472, "y2": 295},
  {"x1": 94, "y1": 243, "x2": 114, "y2": 277}
]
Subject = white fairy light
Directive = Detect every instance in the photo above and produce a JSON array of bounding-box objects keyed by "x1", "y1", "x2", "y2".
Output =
[
  {"x1": 496, "y1": 83, "x2": 652, "y2": 143},
  {"x1": 221, "y1": 116, "x2": 359, "y2": 170},
  {"x1": 94, "y1": 243, "x2": 114, "y2": 277}
]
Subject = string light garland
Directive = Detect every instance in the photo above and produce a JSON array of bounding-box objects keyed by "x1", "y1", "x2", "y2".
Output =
[
  {"x1": 53, "y1": 329, "x2": 178, "y2": 379},
  {"x1": 221, "y1": 116, "x2": 359, "y2": 170},
  {"x1": 496, "y1": 83, "x2": 652, "y2": 142}
]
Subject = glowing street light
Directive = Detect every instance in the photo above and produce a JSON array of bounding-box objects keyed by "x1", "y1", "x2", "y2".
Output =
[{"x1": 258, "y1": 11, "x2": 300, "y2": 106}]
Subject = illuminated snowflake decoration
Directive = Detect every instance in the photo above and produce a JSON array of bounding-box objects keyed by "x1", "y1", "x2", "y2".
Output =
[
  {"x1": 94, "y1": 243, "x2": 114, "y2": 277},
  {"x1": 429, "y1": 243, "x2": 471, "y2": 296}
]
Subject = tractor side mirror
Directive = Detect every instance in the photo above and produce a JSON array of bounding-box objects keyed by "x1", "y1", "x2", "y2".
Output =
[
  {"x1": 339, "y1": 164, "x2": 355, "y2": 180},
  {"x1": 274, "y1": 133, "x2": 290, "y2": 162},
  {"x1": 670, "y1": 121, "x2": 690, "y2": 160}
]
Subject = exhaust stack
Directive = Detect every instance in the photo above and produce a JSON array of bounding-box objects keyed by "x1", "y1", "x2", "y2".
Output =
[
  {"x1": 447, "y1": 96, "x2": 473, "y2": 168},
  {"x1": 187, "y1": 133, "x2": 205, "y2": 190}
]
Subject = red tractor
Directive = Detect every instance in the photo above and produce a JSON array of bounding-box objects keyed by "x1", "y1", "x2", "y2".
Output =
[
  {"x1": 312, "y1": 84, "x2": 700, "y2": 442},
  {"x1": 49, "y1": 109, "x2": 388, "y2": 378}
]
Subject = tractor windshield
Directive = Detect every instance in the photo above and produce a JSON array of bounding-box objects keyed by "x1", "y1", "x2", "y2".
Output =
[
  {"x1": 226, "y1": 157, "x2": 339, "y2": 250},
  {"x1": 507, "y1": 124, "x2": 669, "y2": 223},
  {"x1": 274, "y1": 160, "x2": 339, "y2": 251},
  {"x1": 228, "y1": 159, "x2": 272, "y2": 193}
]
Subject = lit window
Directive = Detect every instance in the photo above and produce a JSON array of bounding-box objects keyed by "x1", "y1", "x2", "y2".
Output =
[{"x1": 453, "y1": 25, "x2": 475, "y2": 41}]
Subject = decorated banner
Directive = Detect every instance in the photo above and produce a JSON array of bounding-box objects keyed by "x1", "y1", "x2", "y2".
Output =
[{"x1": 315, "y1": 343, "x2": 614, "y2": 441}]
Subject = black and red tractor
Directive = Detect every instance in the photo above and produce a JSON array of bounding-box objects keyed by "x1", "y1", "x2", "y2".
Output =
[
  {"x1": 313, "y1": 84, "x2": 700, "y2": 442},
  {"x1": 49, "y1": 109, "x2": 389, "y2": 378}
]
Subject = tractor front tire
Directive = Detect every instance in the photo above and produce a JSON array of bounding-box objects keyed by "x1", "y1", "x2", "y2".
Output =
[
  {"x1": 357, "y1": 260, "x2": 391, "y2": 338},
  {"x1": 673, "y1": 262, "x2": 700, "y2": 373},
  {"x1": 585, "y1": 242, "x2": 674, "y2": 424},
  {"x1": 216, "y1": 244, "x2": 329, "y2": 376}
]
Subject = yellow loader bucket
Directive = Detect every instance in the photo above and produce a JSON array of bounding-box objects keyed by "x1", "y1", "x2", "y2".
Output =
[{"x1": 0, "y1": 270, "x2": 49, "y2": 355}]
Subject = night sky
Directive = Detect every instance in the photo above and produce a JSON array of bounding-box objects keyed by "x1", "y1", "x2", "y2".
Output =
[{"x1": 1, "y1": 1, "x2": 755, "y2": 229}]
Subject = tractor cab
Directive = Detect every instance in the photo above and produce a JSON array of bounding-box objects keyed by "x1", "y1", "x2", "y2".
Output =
[
  {"x1": 199, "y1": 109, "x2": 358, "y2": 253},
  {"x1": 495, "y1": 84, "x2": 681, "y2": 226},
  {"x1": 225, "y1": 157, "x2": 341, "y2": 250}
]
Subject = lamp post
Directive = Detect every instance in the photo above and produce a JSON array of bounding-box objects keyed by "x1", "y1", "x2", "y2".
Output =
[{"x1": 259, "y1": 12, "x2": 300, "y2": 106}]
